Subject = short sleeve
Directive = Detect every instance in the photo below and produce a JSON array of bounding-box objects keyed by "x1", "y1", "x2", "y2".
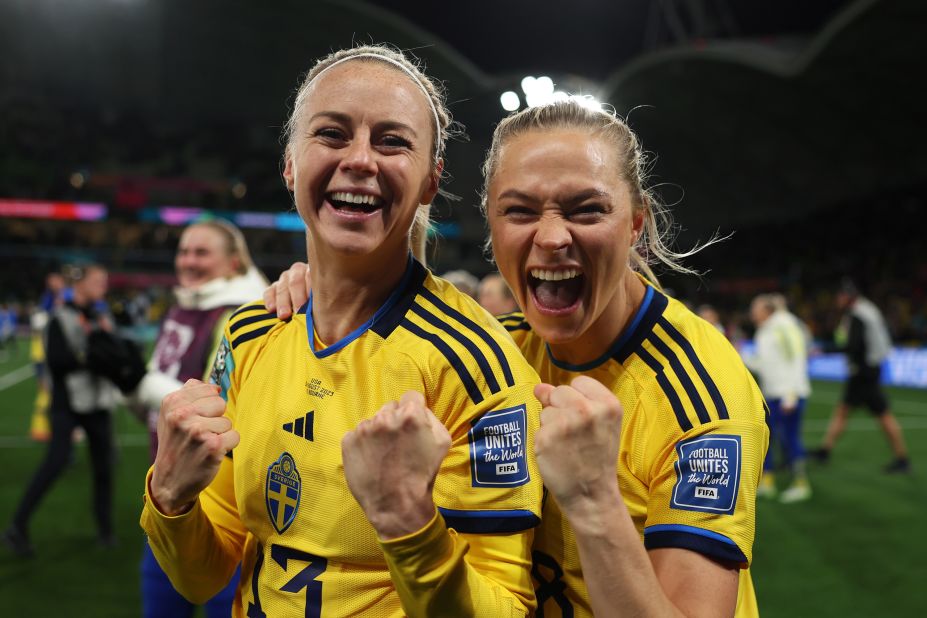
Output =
[{"x1": 642, "y1": 410, "x2": 768, "y2": 567}]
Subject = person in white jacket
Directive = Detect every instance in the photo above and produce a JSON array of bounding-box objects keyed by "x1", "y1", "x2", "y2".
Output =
[
  {"x1": 745, "y1": 293, "x2": 812, "y2": 503},
  {"x1": 129, "y1": 218, "x2": 267, "y2": 618}
]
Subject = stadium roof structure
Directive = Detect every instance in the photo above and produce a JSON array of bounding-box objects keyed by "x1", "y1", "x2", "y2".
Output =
[{"x1": 2, "y1": 0, "x2": 924, "y2": 238}]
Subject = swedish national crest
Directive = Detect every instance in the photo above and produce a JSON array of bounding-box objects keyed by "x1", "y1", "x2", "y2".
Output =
[{"x1": 265, "y1": 452, "x2": 301, "y2": 534}]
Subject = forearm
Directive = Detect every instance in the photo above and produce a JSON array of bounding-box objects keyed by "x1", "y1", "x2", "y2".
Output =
[
  {"x1": 565, "y1": 495, "x2": 684, "y2": 618},
  {"x1": 380, "y1": 512, "x2": 534, "y2": 617},
  {"x1": 139, "y1": 461, "x2": 244, "y2": 603}
]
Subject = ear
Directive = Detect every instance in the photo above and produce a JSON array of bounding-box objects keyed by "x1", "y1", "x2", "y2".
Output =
[
  {"x1": 421, "y1": 158, "x2": 443, "y2": 205},
  {"x1": 631, "y1": 203, "x2": 646, "y2": 244},
  {"x1": 282, "y1": 146, "x2": 295, "y2": 192}
]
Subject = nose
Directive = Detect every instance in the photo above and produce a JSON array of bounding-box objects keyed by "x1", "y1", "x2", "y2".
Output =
[
  {"x1": 340, "y1": 132, "x2": 377, "y2": 176},
  {"x1": 534, "y1": 214, "x2": 572, "y2": 253}
]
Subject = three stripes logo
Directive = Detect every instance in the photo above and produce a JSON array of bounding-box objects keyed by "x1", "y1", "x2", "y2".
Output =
[{"x1": 283, "y1": 411, "x2": 314, "y2": 441}]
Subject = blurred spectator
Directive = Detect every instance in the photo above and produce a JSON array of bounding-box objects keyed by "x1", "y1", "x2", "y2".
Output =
[
  {"x1": 127, "y1": 219, "x2": 266, "y2": 618},
  {"x1": 27, "y1": 272, "x2": 69, "y2": 442},
  {"x1": 477, "y1": 272, "x2": 518, "y2": 316},
  {"x1": 810, "y1": 280, "x2": 911, "y2": 473},
  {"x1": 3, "y1": 265, "x2": 120, "y2": 557},
  {"x1": 441, "y1": 269, "x2": 480, "y2": 298},
  {"x1": 0, "y1": 303, "x2": 17, "y2": 359},
  {"x1": 744, "y1": 293, "x2": 812, "y2": 503},
  {"x1": 697, "y1": 304, "x2": 725, "y2": 334}
]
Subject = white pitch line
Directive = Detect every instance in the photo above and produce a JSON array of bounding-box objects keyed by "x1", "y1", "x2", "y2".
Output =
[{"x1": 0, "y1": 364, "x2": 34, "y2": 391}]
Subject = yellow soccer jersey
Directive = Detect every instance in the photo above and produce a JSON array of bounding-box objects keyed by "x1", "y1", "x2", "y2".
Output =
[
  {"x1": 501, "y1": 282, "x2": 768, "y2": 618},
  {"x1": 142, "y1": 257, "x2": 544, "y2": 617}
]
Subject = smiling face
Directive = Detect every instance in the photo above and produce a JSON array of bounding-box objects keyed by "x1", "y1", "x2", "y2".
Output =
[
  {"x1": 175, "y1": 224, "x2": 239, "y2": 290},
  {"x1": 486, "y1": 128, "x2": 644, "y2": 349},
  {"x1": 282, "y1": 60, "x2": 440, "y2": 264}
]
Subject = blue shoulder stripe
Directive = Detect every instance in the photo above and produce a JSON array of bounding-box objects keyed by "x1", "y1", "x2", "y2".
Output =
[
  {"x1": 504, "y1": 322, "x2": 531, "y2": 332},
  {"x1": 231, "y1": 324, "x2": 274, "y2": 350},
  {"x1": 657, "y1": 318, "x2": 729, "y2": 420},
  {"x1": 400, "y1": 318, "x2": 484, "y2": 404},
  {"x1": 369, "y1": 258, "x2": 429, "y2": 340},
  {"x1": 646, "y1": 334, "x2": 711, "y2": 425},
  {"x1": 644, "y1": 524, "x2": 747, "y2": 565},
  {"x1": 613, "y1": 287, "x2": 667, "y2": 363},
  {"x1": 419, "y1": 287, "x2": 515, "y2": 388},
  {"x1": 438, "y1": 507, "x2": 540, "y2": 534},
  {"x1": 410, "y1": 304, "x2": 501, "y2": 395},
  {"x1": 229, "y1": 311, "x2": 277, "y2": 334},
  {"x1": 230, "y1": 302, "x2": 266, "y2": 320},
  {"x1": 636, "y1": 346, "x2": 693, "y2": 431}
]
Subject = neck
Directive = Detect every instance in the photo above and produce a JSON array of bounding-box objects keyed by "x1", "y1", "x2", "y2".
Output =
[
  {"x1": 307, "y1": 241, "x2": 411, "y2": 345},
  {"x1": 548, "y1": 268, "x2": 647, "y2": 366}
]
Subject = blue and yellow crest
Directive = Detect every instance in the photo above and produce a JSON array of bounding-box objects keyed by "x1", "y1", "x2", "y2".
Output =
[{"x1": 265, "y1": 452, "x2": 301, "y2": 534}]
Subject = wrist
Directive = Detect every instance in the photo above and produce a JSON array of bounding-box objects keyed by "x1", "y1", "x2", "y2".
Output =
[
  {"x1": 556, "y1": 482, "x2": 626, "y2": 534},
  {"x1": 149, "y1": 469, "x2": 194, "y2": 517},
  {"x1": 370, "y1": 499, "x2": 437, "y2": 541}
]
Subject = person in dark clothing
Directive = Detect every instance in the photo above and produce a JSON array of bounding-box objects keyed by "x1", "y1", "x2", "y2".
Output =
[
  {"x1": 2, "y1": 264, "x2": 120, "y2": 557},
  {"x1": 811, "y1": 280, "x2": 911, "y2": 473}
]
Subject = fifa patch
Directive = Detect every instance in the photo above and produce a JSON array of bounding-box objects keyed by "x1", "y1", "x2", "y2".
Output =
[
  {"x1": 209, "y1": 337, "x2": 234, "y2": 401},
  {"x1": 468, "y1": 405, "x2": 529, "y2": 487},
  {"x1": 671, "y1": 435, "x2": 741, "y2": 515},
  {"x1": 265, "y1": 452, "x2": 301, "y2": 534}
]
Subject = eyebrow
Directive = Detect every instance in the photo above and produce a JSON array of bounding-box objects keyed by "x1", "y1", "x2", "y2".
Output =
[
  {"x1": 307, "y1": 111, "x2": 420, "y2": 139},
  {"x1": 497, "y1": 188, "x2": 611, "y2": 205}
]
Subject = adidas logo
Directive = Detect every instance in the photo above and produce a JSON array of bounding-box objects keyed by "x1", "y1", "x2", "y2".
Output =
[{"x1": 283, "y1": 411, "x2": 314, "y2": 441}]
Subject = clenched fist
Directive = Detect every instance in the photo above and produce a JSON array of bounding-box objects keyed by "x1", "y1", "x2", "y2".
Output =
[
  {"x1": 342, "y1": 391, "x2": 451, "y2": 540},
  {"x1": 534, "y1": 376, "x2": 624, "y2": 517},
  {"x1": 150, "y1": 379, "x2": 240, "y2": 515}
]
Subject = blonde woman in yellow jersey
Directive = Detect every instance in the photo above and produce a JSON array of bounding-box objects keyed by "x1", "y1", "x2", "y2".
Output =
[
  {"x1": 140, "y1": 45, "x2": 545, "y2": 617},
  {"x1": 482, "y1": 101, "x2": 768, "y2": 618},
  {"x1": 269, "y1": 99, "x2": 769, "y2": 617}
]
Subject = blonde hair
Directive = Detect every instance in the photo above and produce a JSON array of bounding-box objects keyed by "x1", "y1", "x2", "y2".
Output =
[
  {"x1": 481, "y1": 99, "x2": 716, "y2": 288},
  {"x1": 283, "y1": 44, "x2": 458, "y2": 264}
]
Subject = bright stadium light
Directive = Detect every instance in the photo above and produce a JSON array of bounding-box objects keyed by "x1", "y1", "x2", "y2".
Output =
[
  {"x1": 535, "y1": 76, "x2": 554, "y2": 96},
  {"x1": 500, "y1": 91, "x2": 521, "y2": 111},
  {"x1": 572, "y1": 94, "x2": 603, "y2": 111},
  {"x1": 520, "y1": 76, "x2": 536, "y2": 96}
]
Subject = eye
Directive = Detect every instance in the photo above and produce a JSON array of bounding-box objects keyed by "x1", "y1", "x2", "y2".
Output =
[
  {"x1": 379, "y1": 134, "x2": 413, "y2": 149},
  {"x1": 312, "y1": 127, "x2": 347, "y2": 142},
  {"x1": 569, "y1": 203, "x2": 607, "y2": 221},
  {"x1": 500, "y1": 205, "x2": 538, "y2": 221}
]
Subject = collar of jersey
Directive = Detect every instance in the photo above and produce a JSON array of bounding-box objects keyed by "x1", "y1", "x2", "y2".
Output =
[
  {"x1": 304, "y1": 253, "x2": 416, "y2": 358},
  {"x1": 546, "y1": 284, "x2": 656, "y2": 371}
]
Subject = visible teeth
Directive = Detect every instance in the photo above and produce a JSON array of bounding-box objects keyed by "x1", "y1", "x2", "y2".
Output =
[
  {"x1": 330, "y1": 191, "x2": 382, "y2": 206},
  {"x1": 530, "y1": 268, "x2": 581, "y2": 281}
]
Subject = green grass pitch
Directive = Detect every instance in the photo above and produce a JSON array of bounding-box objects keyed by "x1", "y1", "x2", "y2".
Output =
[{"x1": 0, "y1": 341, "x2": 924, "y2": 616}]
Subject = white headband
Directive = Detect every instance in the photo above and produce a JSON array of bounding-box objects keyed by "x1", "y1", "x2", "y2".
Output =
[{"x1": 308, "y1": 53, "x2": 443, "y2": 158}]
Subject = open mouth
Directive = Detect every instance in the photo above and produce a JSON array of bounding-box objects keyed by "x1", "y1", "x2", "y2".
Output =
[
  {"x1": 528, "y1": 268, "x2": 584, "y2": 313},
  {"x1": 326, "y1": 191, "x2": 384, "y2": 215}
]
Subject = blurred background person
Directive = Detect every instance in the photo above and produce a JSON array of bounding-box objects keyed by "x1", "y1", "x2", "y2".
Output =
[
  {"x1": 2, "y1": 264, "x2": 120, "y2": 557},
  {"x1": 440, "y1": 268, "x2": 480, "y2": 298},
  {"x1": 477, "y1": 271, "x2": 519, "y2": 316},
  {"x1": 811, "y1": 280, "x2": 911, "y2": 473},
  {"x1": 27, "y1": 271, "x2": 68, "y2": 442},
  {"x1": 697, "y1": 303, "x2": 726, "y2": 334},
  {"x1": 745, "y1": 293, "x2": 813, "y2": 502},
  {"x1": 128, "y1": 218, "x2": 266, "y2": 618}
]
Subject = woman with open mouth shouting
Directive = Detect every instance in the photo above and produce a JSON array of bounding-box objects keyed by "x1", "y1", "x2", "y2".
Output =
[
  {"x1": 141, "y1": 45, "x2": 546, "y2": 617},
  {"x1": 268, "y1": 99, "x2": 768, "y2": 617}
]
